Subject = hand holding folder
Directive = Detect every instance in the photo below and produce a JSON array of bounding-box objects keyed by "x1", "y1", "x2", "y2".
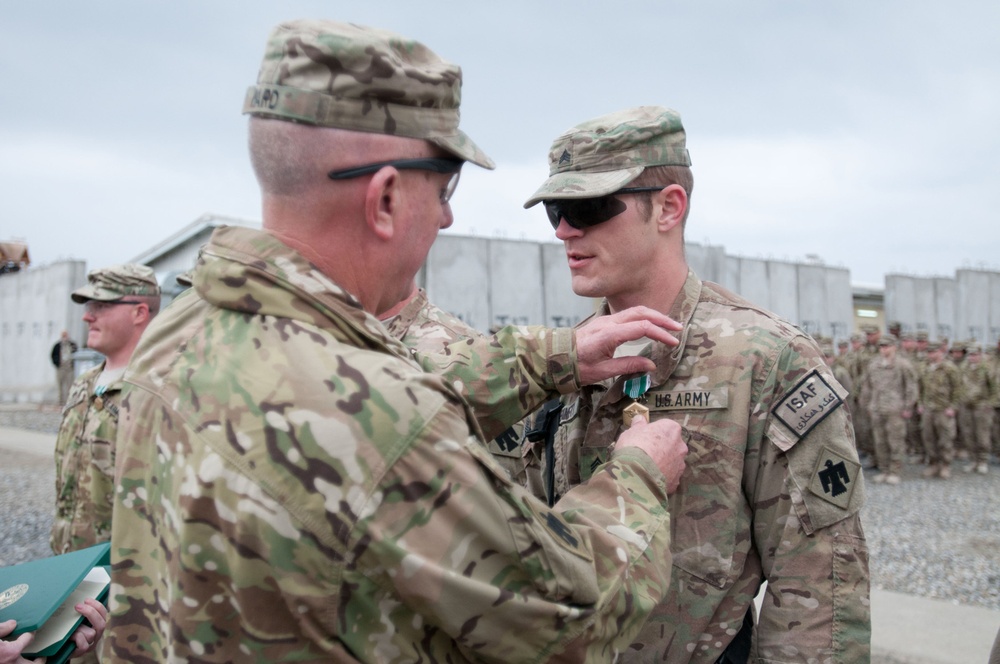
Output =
[{"x1": 0, "y1": 544, "x2": 110, "y2": 663}]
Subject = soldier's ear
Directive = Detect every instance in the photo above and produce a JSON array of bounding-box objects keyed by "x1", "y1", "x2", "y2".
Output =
[
  {"x1": 654, "y1": 185, "x2": 687, "y2": 234},
  {"x1": 364, "y1": 167, "x2": 400, "y2": 241}
]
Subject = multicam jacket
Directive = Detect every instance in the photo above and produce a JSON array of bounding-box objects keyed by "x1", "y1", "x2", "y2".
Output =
[
  {"x1": 959, "y1": 360, "x2": 999, "y2": 407},
  {"x1": 382, "y1": 287, "x2": 479, "y2": 353},
  {"x1": 384, "y1": 288, "x2": 525, "y2": 474},
  {"x1": 108, "y1": 226, "x2": 674, "y2": 663},
  {"x1": 521, "y1": 272, "x2": 870, "y2": 663},
  {"x1": 920, "y1": 360, "x2": 963, "y2": 410},
  {"x1": 51, "y1": 362, "x2": 119, "y2": 554},
  {"x1": 861, "y1": 355, "x2": 919, "y2": 414}
]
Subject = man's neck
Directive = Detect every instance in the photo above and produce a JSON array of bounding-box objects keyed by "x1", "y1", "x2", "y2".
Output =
[{"x1": 608, "y1": 258, "x2": 689, "y2": 316}]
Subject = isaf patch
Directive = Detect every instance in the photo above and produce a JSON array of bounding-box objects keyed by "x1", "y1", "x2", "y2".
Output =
[
  {"x1": 809, "y1": 447, "x2": 860, "y2": 509},
  {"x1": 773, "y1": 370, "x2": 843, "y2": 439}
]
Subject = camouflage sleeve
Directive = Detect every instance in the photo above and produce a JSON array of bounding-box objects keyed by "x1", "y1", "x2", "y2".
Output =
[
  {"x1": 412, "y1": 324, "x2": 578, "y2": 441},
  {"x1": 342, "y1": 397, "x2": 672, "y2": 663},
  {"x1": 750, "y1": 336, "x2": 871, "y2": 662}
]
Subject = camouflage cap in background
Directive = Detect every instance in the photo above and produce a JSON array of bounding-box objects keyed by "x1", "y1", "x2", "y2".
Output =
[
  {"x1": 243, "y1": 19, "x2": 494, "y2": 169},
  {"x1": 524, "y1": 105, "x2": 691, "y2": 208},
  {"x1": 877, "y1": 336, "x2": 897, "y2": 347},
  {"x1": 71, "y1": 264, "x2": 160, "y2": 303}
]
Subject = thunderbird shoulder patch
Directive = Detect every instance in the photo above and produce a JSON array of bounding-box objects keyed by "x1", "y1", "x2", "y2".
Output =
[
  {"x1": 772, "y1": 370, "x2": 843, "y2": 439},
  {"x1": 808, "y1": 446, "x2": 860, "y2": 509}
]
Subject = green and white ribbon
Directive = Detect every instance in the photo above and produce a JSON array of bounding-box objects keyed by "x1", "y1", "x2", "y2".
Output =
[{"x1": 624, "y1": 374, "x2": 651, "y2": 399}]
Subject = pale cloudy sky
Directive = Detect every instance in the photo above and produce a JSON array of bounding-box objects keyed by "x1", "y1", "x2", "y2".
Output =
[{"x1": 2, "y1": 1, "x2": 998, "y2": 286}]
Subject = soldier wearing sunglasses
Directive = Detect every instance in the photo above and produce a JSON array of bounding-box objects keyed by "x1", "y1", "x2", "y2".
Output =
[{"x1": 518, "y1": 106, "x2": 871, "y2": 663}]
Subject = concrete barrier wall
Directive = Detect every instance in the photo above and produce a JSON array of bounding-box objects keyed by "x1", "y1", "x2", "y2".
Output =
[
  {"x1": 951, "y1": 269, "x2": 1000, "y2": 346},
  {"x1": 0, "y1": 261, "x2": 87, "y2": 402},
  {"x1": 424, "y1": 236, "x2": 594, "y2": 331},
  {"x1": 885, "y1": 274, "x2": 959, "y2": 341}
]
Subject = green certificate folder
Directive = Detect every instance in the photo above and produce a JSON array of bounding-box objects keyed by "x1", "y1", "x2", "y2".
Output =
[{"x1": 0, "y1": 542, "x2": 111, "y2": 663}]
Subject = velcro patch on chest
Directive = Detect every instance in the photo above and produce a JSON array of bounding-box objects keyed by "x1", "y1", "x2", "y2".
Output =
[
  {"x1": 808, "y1": 446, "x2": 860, "y2": 509},
  {"x1": 772, "y1": 370, "x2": 843, "y2": 439},
  {"x1": 647, "y1": 386, "x2": 728, "y2": 411}
]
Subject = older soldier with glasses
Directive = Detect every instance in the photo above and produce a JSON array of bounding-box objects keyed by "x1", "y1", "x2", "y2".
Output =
[
  {"x1": 106, "y1": 20, "x2": 689, "y2": 663},
  {"x1": 516, "y1": 106, "x2": 871, "y2": 662}
]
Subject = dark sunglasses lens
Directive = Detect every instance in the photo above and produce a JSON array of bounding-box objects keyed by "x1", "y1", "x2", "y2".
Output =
[{"x1": 545, "y1": 196, "x2": 627, "y2": 230}]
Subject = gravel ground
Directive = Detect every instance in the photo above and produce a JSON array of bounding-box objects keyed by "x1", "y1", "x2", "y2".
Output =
[{"x1": 2, "y1": 405, "x2": 999, "y2": 612}]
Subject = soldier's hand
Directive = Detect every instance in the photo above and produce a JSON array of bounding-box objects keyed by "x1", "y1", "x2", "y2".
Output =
[
  {"x1": 0, "y1": 620, "x2": 34, "y2": 664},
  {"x1": 575, "y1": 307, "x2": 681, "y2": 385},
  {"x1": 617, "y1": 418, "x2": 687, "y2": 493},
  {"x1": 69, "y1": 598, "x2": 108, "y2": 657}
]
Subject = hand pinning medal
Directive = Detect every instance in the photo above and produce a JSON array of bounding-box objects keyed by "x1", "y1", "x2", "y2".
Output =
[{"x1": 622, "y1": 374, "x2": 651, "y2": 427}]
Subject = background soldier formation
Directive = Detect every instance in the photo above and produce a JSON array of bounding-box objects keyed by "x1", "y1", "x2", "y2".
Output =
[{"x1": 833, "y1": 323, "x2": 1000, "y2": 481}]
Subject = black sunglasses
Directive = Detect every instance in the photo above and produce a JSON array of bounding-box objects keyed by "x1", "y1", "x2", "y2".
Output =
[
  {"x1": 328, "y1": 158, "x2": 464, "y2": 202},
  {"x1": 544, "y1": 187, "x2": 665, "y2": 230}
]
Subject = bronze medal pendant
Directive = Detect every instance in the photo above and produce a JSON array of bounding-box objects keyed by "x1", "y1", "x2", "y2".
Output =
[
  {"x1": 93, "y1": 385, "x2": 107, "y2": 411},
  {"x1": 622, "y1": 374, "x2": 651, "y2": 427}
]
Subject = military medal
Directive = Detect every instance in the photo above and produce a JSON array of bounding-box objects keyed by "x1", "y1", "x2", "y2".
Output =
[
  {"x1": 94, "y1": 386, "x2": 106, "y2": 411},
  {"x1": 622, "y1": 374, "x2": 651, "y2": 427}
]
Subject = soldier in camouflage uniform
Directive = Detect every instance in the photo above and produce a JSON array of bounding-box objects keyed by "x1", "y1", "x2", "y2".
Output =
[
  {"x1": 50, "y1": 264, "x2": 160, "y2": 555},
  {"x1": 50, "y1": 330, "x2": 78, "y2": 405},
  {"x1": 958, "y1": 343, "x2": 996, "y2": 474},
  {"x1": 824, "y1": 342, "x2": 854, "y2": 431},
  {"x1": 381, "y1": 284, "x2": 525, "y2": 477},
  {"x1": 517, "y1": 106, "x2": 870, "y2": 662},
  {"x1": 949, "y1": 340, "x2": 974, "y2": 461},
  {"x1": 860, "y1": 336, "x2": 918, "y2": 484},
  {"x1": 841, "y1": 334, "x2": 871, "y2": 465},
  {"x1": 899, "y1": 333, "x2": 925, "y2": 460},
  {"x1": 918, "y1": 341, "x2": 963, "y2": 479},
  {"x1": 107, "y1": 20, "x2": 690, "y2": 663}
]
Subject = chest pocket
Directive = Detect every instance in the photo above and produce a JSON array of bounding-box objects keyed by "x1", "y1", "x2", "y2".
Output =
[{"x1": 667, "y1": 426, "x2": 749, "y2": 590}]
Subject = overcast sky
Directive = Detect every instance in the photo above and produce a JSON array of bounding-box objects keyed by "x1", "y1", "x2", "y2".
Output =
[{"x1": 3, "y1": 1, "x2": 998, "y2": 286}]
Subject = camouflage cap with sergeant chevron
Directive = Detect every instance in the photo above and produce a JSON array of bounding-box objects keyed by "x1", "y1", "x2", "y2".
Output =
[
  {"x1": 243, "y1": 19, "x2": 494, "y2": 169},
  {"x1": 71, "y1": 263, "x2": 160, "y2": 303},
  {"x1": 524, "y1": 105, "x2": 691, "y2": 208}
]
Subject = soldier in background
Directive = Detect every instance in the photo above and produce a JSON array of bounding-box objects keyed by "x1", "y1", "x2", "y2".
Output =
[
  {"x1": 901, "y1": 333, "x2": 927, "y2": 463},
  {"x1": 824, "y1": 342, "x2": 852, "y2": 394},
  {"x1": 949, "y1": 340, "x2": 970, "y2": 461},
  {"x1": 50, "y1": 264, "x2": 160, "y2": 555},
  {"x1": 958, "y1": 343, "x2": 996, "y2": 474},
  {"x1": 107, "y1": 20, "x2": 689, "y2": 663},
  {"x1": 849, "y1": 329, "x2": 878, "y2": 467},
  {"x1": 835, "y1": 338, "x2": 850, "y2": 367},
  {"x1": 50, "y1": 330, "x2": 78, "y2": 405},
  {"x1": 860, "y1": 336, "x2": 918, "y2": 485},
  {"x1": 915, "y1": 330, "x2": 930, "y2": 360},
  {"x1": 918, "y1": 341, "x2": 963, "y2": 479}
]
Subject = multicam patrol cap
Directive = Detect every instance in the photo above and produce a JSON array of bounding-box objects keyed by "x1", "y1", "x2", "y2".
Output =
[
  {"x1": 877, "y1": 336, "x2": 897, "y2": 347},
  {"x1": 71, "y1": 264, "x2": 160, "y2": 303},
  {"x1": 243, "y1": 20, "x2": 494, "y2": 169},
  {"x1": 524, "y1": 106, "x2": 691, "y2": 208}
]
